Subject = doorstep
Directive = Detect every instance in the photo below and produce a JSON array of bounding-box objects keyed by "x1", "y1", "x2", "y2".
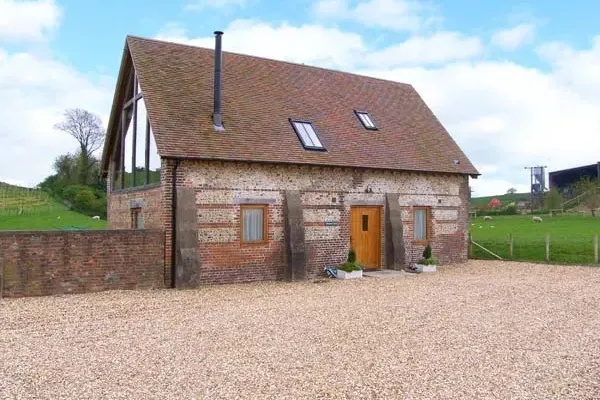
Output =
[{"x1": 363, "y1": 269, "x2": 414, "y2": 279}]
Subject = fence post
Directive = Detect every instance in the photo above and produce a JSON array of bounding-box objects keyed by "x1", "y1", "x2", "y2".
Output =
[
  {"x1": 468, "y1": 233, "x2": 472, "y2": 258},
  {"x1": 546, "y1": 234, "x2": 550, "y2": 263},
  {"x1": 509, "y1": 233, "x2": 513, "y2": 258},
  {"x1": 594, "y1": 234, "x2": 598, "y2": 265}
]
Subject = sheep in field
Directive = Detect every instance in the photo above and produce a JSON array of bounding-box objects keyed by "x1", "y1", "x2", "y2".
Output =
[
  {"x1": 92, "y1": 216, "x2": 100, "y2": 220},
  {"x1": 483, "y1": 216, "x2": 493, "y2": 221},
  {"x1": 532, "y1": 216, "x2": 543, "y2": 223}
]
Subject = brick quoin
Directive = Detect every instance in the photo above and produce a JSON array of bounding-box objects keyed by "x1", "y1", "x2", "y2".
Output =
[{"x1": 105, "y1": 159, "x2": 471, "y2": 286}]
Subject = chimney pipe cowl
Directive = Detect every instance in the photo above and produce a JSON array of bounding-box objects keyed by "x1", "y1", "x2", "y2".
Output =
[{"x1": 213, "y1": 30, "x2": 224, "y2": 132}]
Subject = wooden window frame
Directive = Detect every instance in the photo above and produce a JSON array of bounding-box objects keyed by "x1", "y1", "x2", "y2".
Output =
[
  {"x1": 131, "y1": 207, "x2": 143, "y2": 229},
  {"x1": 240, "y1": 204, "x2": 269, "y2": 244},
  {"x1": 413, "y1": 206, "x2": 432, "y2": 244}
]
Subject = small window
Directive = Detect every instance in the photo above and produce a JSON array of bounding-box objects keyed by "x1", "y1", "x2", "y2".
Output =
[
  {"x1": 354, "y1": 110, "x2": 377, "y2": 130},
  {"x1": 241, "y1": 205, "x2": 268, "y2": 243},
  {"x1": 131, "y1": 208, "x2": 143, "y2": 229},
  {"x1": 362, "y1": 215, "x2": 369, "y2": 231},
  {"x1": 290, "y1": 120, "x2": 325, "y2": 150},
  {"x1": 414, "y1": 207, "x2": 430, "y2": 242}
]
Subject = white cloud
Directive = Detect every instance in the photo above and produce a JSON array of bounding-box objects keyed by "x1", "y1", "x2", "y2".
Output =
[
  {"x1": 0, "y1": 0, "x2": 61, "y2": 41},
  {"x1": 314, "y1": 0, "x2": 441, "y2": 31},
  {"x1": 366, "y1": 31, "x2": 483, "y2": 66},
  {"x1": 536, "y1": 36, "x2": 600, "y2": 102},
  {"x1": 491, "y1": 23, "x2": 535, "y2": 51},
  {"x1": 185, "y1": 0, "x2": 246, "y2": 11},
  {"x1": 0, "y1": 50, "x2": 112, "y2": 186},
  {"x1": 154, "y1": 21, "x2": 600, "y2": 196},
  {"x1": 156, "y1": 19, "x2": 366, "y2": 68},
  {"x1": 364, "y1": 59, "x2": 600, "y2": 196}
]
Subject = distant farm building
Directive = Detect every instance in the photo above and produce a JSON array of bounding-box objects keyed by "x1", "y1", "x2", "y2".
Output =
[{"x1": 549, "y1": 162, "x2": 600, "y2": 196}]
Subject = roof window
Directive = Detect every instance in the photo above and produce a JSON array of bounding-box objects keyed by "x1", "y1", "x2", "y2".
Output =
[
  {"x1": 354, "y1": 110, "x2": 377, "y2": 130},
  {"x1": 290, "y1": 120, "x2": 325, "y2": 150}
]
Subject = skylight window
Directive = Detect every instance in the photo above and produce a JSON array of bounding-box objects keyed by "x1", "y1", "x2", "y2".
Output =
[
  {"x1": 290, "y1": 120, "x2": 325, "y2": 150},
  {"x1": 354, "y1": 110, "x2": 377, "y2": 130}
]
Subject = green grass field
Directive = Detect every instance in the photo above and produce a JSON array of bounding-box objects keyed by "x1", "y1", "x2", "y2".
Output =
[
  {"x1": 0, "y1": 182, "x2": 107, "y2": 231},
  {"x1": 470, "y1": 214, "x2": 600, "y2": 264},
  {"x1": 0, "y1": 207, "x2": 107, "y2": 231}
]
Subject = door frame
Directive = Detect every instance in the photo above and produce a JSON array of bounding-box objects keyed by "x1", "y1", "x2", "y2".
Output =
[{"x1": 349, "y1": 205, "x2": 383, "y2": 270}]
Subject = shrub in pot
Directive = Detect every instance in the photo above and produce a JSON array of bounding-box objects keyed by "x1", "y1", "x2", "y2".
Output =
[
  {"x1": 414, "y1": 244, "x2": 438, "y2": 272},
  {"x1": 337, "y1": 248, "x2": 363, "y2": 279}
]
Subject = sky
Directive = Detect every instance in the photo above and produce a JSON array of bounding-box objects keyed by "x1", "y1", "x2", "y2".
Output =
[{"x1": 0, "y1": 0, "x2": 599, "y2": 196}]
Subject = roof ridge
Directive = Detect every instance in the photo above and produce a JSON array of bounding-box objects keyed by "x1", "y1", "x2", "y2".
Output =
[{"x1": 126, "y1": 34, "x2": 414, "y2": 88}]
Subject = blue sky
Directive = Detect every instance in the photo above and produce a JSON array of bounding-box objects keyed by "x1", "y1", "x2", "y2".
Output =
[{"x1": 1, "y1": 0, "x2": 599, "y2": 196}]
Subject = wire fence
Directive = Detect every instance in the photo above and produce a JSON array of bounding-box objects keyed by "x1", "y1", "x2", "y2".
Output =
[{"x1": 470, "y1": 233, "x2": 599, "y2": 265}]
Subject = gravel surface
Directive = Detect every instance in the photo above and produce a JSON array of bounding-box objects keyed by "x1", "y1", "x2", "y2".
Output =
[{"x1": 1, "y1": 260, "x2": 600, "y2": 399}]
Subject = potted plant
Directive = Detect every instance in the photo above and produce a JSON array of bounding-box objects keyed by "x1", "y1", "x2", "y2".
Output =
[
  {"x1": 414, "y1": 244, "x2": 438, "y2": 272},
  {"x1": 336, "y1": 248, "x2": 363, "y2": 279}
]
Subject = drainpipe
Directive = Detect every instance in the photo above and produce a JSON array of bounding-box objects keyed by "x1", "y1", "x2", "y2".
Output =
[{"x1": 170, "y1": 159, "x2": 180, "y2": 288}]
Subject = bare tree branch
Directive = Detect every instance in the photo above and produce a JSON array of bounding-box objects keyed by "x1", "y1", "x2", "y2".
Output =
[
  {"x1": 54, "y1": 108, "x2": 105, "y2": 157},
  {"x1": 54, "y1": 108, "x2": 106, "y2": 184}
]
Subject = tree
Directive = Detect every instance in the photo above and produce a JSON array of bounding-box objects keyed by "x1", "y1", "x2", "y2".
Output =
[
  {"x1": 54, "y1": 108, "x2": 105, "y2": 185},
  {"x1": 571, "y1": 177, "x2": 600, "y2": 216},
  {"x1": 544, "y1": 187, "x2": 563, "y2": 210},
  {"x1": 52, "y1": 153, "x2": 78, "y2": 185},
  {"x1": 488, "y1": 198, "x2": 502, "y2": 209},
  {"x1": 506, "y1": 188, "x2": 517, "y2": 194}
]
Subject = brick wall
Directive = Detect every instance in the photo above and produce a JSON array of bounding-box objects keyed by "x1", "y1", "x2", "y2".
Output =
[
  {"x1": 108, "y1": 185, "x2": 163, "y2": 229},
  {"x1": 107, "y1": 159, "x2": 174, "y2": 286},
  {"x1": 179, "y1": 160, "x2": 470, "y2": 284},
  {"x1": 0, "y1": 230, "x2": 165, "y2": 298}
]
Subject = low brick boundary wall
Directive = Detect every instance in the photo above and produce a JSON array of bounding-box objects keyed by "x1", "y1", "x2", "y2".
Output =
[{"x1": 0, "y1": 230, "x2": 165, "y2": 298}]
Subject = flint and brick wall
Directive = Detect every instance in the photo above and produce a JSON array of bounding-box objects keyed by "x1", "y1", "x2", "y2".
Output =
[
  {"x1": 177, "y1": 160, "x2": 469, "y2": 284},
  {"x1": 0, "y1": 230, "x2": 165, "y2": 298}
]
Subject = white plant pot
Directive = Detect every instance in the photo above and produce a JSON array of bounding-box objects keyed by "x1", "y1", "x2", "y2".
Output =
[
  {"x1": 336, "y1": 269, "x2": 363, "y2": 279},
  {"x1": 415, "y1": 264, "x2": 437, "y2": 272}
]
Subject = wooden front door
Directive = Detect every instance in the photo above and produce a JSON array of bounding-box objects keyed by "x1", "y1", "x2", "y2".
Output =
[{"x1": 350, "y1": 206, "x2": 382, "y2": 270}]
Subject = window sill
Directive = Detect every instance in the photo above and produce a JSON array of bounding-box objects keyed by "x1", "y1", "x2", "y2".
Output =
[{"x1": 241, "y1": 240, "x2": 269, "y2": 246}]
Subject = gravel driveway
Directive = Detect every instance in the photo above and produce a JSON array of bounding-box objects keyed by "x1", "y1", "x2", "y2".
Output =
[{"x1": 1, "y1": 260, "x2": 599, "y2": 399}]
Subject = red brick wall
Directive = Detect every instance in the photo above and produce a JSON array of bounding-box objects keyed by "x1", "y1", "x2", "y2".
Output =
[
  {"x1": 108, "y1": 185, "x2": 163, "y2": 229},
  {"x1": 0, "y1": 230, "x2": 165, "y2": 298},
  {"x1": 107, "y1": 159, "x2": 173, "y2": 287}
]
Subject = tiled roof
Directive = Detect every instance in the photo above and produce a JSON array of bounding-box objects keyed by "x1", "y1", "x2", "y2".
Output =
[{"x1": 103, "y1": 35, "x2": 479, "y2": 176}]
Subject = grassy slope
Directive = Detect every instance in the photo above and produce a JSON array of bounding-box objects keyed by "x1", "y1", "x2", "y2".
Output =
[
  {"x1": 471, "y1": 192, "x2": 530, "y2": 207},
  {"x1": 0, "y1": 205, "x2": 107, "y2": 230},
  {"x1": 470, "y1": 214, "x2": 600, "y2": 264},
  {"x1": 0, "y1": 183, "x2": 107, "y2": 230}
]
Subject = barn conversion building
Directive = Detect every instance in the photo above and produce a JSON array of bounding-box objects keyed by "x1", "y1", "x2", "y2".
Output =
[{"x1": 100, "y1": 32, "x2": 479, "y2": 287}]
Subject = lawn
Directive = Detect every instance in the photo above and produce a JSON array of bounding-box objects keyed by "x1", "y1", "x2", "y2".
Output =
[
  {"x1": 469, "y1": 214, "x2": 600, "y2": 264},
  {"x1": 0, "y1": 206, "x2": 106, "y2": 231}
]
